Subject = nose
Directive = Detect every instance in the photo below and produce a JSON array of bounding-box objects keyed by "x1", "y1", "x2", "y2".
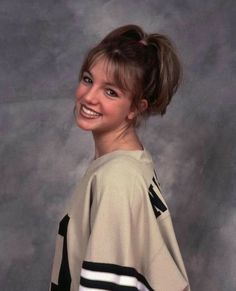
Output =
[{"x1": 81, "y1": 85, "x2": 100, "y2": 105}]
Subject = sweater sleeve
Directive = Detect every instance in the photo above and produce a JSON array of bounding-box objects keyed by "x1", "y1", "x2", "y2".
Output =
[{"x1": 79, "y1": 161, "x2": 190, "y2": 291}]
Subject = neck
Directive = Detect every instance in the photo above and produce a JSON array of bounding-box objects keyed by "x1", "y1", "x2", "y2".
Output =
[{"x1": 92, "y1": 125, "x2": 143, "y2": 159}]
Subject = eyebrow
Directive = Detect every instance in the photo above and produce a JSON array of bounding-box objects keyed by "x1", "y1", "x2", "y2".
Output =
[{"x1": 84, "y1": 70, "x2": 123, "y2": 91}]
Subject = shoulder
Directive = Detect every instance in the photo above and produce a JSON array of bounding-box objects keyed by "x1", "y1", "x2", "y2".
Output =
[
  {"x1": 95, "y1": 153, "x2": 153, "y2": 189},
  {"x1": 99, "y1": 154, "x2": 142, "y2": 177},
  {"x1": 92, "y1": 155, "x2": 148, "y2": 201}
]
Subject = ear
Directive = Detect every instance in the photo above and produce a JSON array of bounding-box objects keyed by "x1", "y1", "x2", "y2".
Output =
[
  {"x1": 139, "y1": 98, "x2": 148, "y2": 113},
  {"x1": 127, "y1": 99, "x2": 148, "y2": 120}
]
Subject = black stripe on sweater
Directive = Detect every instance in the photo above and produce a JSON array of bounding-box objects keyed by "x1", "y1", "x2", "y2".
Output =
[{"x1": 80, "y1": 261, "x2": 154, "y2": 290}]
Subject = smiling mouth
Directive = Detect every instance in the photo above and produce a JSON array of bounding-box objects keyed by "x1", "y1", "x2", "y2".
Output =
[{"x1": 80, "y1": 104, "x2": 102, "y2": 118}]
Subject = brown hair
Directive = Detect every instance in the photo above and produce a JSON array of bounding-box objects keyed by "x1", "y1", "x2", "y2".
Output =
[{"x1": 78, "y1": 24, "x2": 182, "y2": 126}]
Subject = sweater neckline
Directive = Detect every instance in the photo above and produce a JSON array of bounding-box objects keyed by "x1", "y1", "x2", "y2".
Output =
[{"x1": 86, "y1": 146, "x2": 153, "y2": 171}]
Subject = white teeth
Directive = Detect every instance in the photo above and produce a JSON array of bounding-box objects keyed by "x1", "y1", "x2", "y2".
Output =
[{"x1": 81, "y1": 105, "x2": 101, "y2": 116}]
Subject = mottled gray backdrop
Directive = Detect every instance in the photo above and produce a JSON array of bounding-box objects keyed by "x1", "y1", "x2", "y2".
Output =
[{"x1": 1, "y1": 0, "x2": 235, "y2": 290}]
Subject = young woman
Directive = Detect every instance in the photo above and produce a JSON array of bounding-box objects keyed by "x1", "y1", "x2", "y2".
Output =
[{"x1": 50, "y1": 24, "x2": 190, "y2": 291}]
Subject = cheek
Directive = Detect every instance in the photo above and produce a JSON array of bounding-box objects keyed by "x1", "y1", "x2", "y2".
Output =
[
  {"x1": 75, "y1": 85, "x2": 85, "y2": 101},
  {"x1": 107, "y1": 101, "x2": 132, "y2": 117}
]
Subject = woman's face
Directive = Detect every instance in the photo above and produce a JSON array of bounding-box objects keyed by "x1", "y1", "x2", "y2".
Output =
[{"x1": 74, "y1": 57, "x2": 137, "y2": 136}]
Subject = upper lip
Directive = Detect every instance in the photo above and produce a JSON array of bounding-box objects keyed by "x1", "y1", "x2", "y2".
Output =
[{"x1": 81, "y1": 104, "x2": 101, "y2": 115}]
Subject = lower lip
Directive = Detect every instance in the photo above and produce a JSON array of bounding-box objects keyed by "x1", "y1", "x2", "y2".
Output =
[{"x1": 79, "y1": 105, "x2": 102, "y2": 119}]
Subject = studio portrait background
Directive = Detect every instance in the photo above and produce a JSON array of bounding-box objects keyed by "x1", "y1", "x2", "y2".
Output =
[{"x1": 1, "y1": 1, "x2": 235, "y2": 290}]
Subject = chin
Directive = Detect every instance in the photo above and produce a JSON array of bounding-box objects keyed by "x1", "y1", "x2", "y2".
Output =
[{"x1": 75, "y1": 121, "x2": 93, "y2": 131}]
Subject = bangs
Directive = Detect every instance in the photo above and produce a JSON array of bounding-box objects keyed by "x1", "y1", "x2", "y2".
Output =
[{"x1": 83, "y1": 52, "x2": 142, "y2": 98}]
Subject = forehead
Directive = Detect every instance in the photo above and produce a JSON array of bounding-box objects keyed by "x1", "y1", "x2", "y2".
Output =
[
  {"x1": 89, "y1": 57, "x2": 115, "y2": 82},
  {"x1": 87, "y1": 55, "x2": 134, "y2": 93}
]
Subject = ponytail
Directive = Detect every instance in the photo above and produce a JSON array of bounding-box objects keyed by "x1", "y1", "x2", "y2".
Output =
[{"x1": 145, "y1": 34, "x2": 182, "y2": 115}]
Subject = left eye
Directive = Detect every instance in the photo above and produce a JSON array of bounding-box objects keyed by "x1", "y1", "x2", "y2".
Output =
[{"x1": 106, "y1": 88, "x2": 118, "y2": 97}]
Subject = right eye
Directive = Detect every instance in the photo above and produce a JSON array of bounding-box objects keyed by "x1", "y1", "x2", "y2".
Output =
[{"x1": 82, "y1": 75, "x2": 92, "y2": 84}]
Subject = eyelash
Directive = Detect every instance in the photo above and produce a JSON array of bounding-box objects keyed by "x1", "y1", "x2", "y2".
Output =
[{"x1": 81, "y1": 75, "x2": 118, "y2": 97}]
